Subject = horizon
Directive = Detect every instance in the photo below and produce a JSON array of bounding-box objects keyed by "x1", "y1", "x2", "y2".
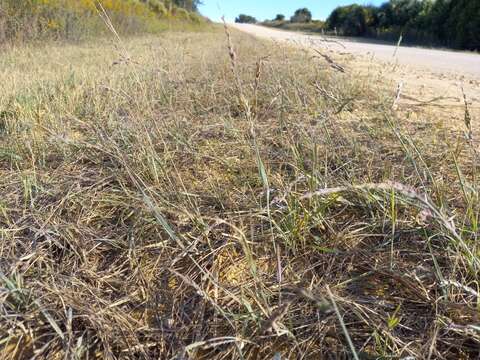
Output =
[{"x1": 199, "y1": 0, "x2": 385, "y2": 22}]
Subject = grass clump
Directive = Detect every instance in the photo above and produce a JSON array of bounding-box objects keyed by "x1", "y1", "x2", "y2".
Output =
[{"x1": 0, "y1": 24, "x2": 479, "y2": 359}]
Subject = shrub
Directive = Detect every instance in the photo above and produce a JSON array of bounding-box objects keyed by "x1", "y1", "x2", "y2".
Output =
[
  {"x1": 148, "y1": 0, "x2": 168, "y2": 17},
  {"x1": 327, "y1": 4, "x2": 372, "y2": 36},
  {"x1": 172, "y1": 7, "x2": 190, "y2": 21},
  {"x1": 290, "y1": 8, "x2": 312, "y2": 23},
  {"x1": 188, "y1": 12, "x2": 203, "y2": 23},
  {"x1": 235, "y1": 14, "x2": 257, "y2": 24}
]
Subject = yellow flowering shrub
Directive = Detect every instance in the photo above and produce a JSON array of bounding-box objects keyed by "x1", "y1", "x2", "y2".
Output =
[{"x1": 0, "y1": 0, "x2": 203, "y2": 43}]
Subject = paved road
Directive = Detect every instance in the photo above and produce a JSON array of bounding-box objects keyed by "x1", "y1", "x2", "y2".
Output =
[{"x1": 230, "y1": 24, "x2": 480, "y2": 78}]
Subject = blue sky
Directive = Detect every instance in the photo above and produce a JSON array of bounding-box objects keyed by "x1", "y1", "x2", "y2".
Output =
[{"x1": 200, "y1": 1, "x2": 385, "y2": 22}]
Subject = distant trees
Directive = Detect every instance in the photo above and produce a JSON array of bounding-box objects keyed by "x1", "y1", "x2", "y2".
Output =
[
  {"x1": 258, "y1": 0, "x2": 477, "y2": 50},
  {"x1": 290, "y1": 8, "x2": 312, "y2": 23},
  {"x1": 326, "y1": 0, "x2": 479, "y2": 50},
  {"x1": 235, "y1": 14, "x2": 257, "y2": 24},
  {"x1": 262, "y1": 9, "x2": 323, "y2": 32}
]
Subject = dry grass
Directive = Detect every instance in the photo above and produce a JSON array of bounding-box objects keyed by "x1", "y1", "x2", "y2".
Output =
[{"x1": 0, "y1": 26, "x2": 479, "y2": 359}]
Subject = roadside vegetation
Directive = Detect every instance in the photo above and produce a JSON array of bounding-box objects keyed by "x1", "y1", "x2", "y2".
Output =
[
  {"x1": 0, "y1": 0, "x2": 205, "y2": 43},
  {"x1": 1, "y1": 3, "x2": 480, "y2": 359},
  {"x1": 326, "y1": 0, "x2": 479, "y2": 50},
  {"x1": 258, "y1": 0, "x2": 479, "y2": 50}
]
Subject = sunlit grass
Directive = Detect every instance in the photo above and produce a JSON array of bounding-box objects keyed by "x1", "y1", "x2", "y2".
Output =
[{"x1": 0, "y1": 25, "x2": 478, "y2": 359}]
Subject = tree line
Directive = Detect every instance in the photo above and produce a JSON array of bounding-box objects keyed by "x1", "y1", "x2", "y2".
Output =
[
  {"x1": 236, "y1": 1, "x2": 479, "y2": 50},
  {"x1": 236, "y1": 8, "x2": 312, "y2": 25},
  {"x1": 327, "y1": 0, "x2": 479, "y2": 50}
]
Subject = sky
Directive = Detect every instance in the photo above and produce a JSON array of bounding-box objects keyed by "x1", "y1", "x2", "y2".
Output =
[{"x1": 199, "y1": 0, "x2": 385, "y2": 22}]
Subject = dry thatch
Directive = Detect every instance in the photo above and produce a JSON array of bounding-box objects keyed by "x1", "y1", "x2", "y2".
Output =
[{"x1": 0, "y1": 27, "x2": 479, "y2": 359}]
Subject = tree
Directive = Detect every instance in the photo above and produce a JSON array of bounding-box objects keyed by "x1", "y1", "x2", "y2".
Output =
[
  {"x1": 290, "y1": 8, "x2": 312, "y2": 23},
  {"x1": 322, "y1": 0, "x2": 479, "y2": 50},
  {"x1": 426, "y1": 0, "x2": 452, "y2": 39},
  {"x1": 327, "y1": 5, "x2": 371, "y2": 36},
  {"x1": 389, "y1": 0, "x2": 424, "y2": 27},
  {"x1": 274, "y1": 14, "x2": 285, "y2": 21},
  {"x1": 445, "y1": 0, "x2": 480, "y2": 49},
  {"x1": 235, "y1": 14, "x2": 257, "y2": 24}
]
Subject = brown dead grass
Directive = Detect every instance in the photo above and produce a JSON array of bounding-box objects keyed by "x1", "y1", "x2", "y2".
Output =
[{"x1": 0, "y1": 27, "x2": 479, "y2": 359}]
